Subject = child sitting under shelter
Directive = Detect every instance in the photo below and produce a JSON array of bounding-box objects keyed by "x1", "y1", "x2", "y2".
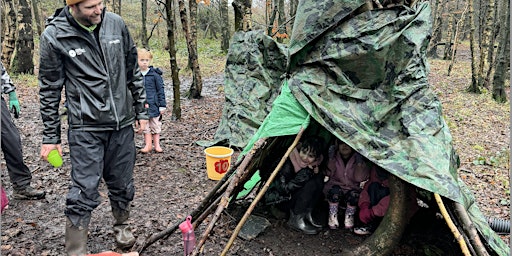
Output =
[
  {"x1": 323, "y1": 139, "x2": 371, "y2": 229},
  {"x1": 354, "y1": 166, "x2": 390, "y2": 235},
  {"x1": 264, "y1": 135, "x2": 325, "y2": 235}
]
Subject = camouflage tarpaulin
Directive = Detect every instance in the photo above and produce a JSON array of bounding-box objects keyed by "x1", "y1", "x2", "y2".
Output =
[
  {"x1": 196, "y1": 32, "x2": 287, "y2": 148},
  {"x1": 201, "y1": 1, "x2": 509, "y2": 255}
]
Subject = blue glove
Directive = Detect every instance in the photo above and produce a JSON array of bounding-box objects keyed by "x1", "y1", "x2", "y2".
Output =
[{"x1": 8, "y1": 91, "x2": 20, "y2": 118}]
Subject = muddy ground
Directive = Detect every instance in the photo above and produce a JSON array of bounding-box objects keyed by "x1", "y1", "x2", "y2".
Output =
[{"x1": 1, "y1": 48, "x2": 509, "y2": 255}]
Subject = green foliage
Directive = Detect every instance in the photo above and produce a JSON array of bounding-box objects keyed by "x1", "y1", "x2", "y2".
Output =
[
  {"x1": 472, "y1": 147, "x2": 509, "y2": 167},
  {"x1": 472, "y1": 144, "x2": 485, "y2": 151},
  {"x1": 10, "y1": 73, "x2": 39, "y2": 88}
]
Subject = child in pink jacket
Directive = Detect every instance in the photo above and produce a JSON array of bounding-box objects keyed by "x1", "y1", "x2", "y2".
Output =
[
  {"x1": 323, "y1": 139, "x2": 371, "y2": 229},
  {"x1": 354, "y1": 166, "x2": 390, "y2": 235}
]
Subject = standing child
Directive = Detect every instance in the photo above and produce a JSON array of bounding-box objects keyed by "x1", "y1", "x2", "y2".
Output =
[
  {"x1": 138, "y1": 48, "x2": 167, "y2": 153},
  {"x1": 264, "y1": 135, "x2": 325, "y2": 235},
  {"x1": 323, "y1": 139, "x2": 371, "y2": 229}
]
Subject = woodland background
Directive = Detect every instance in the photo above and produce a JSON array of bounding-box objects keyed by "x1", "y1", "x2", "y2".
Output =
[{"x1": 0, "y1": 0, "x2": 510, "y2": 255}]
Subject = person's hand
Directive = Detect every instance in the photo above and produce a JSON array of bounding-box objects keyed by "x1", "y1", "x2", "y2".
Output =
[
  {"x1": 135, "y1": 119, "x2": 148, "y2": 134},
  {"x1": 40, "y1": 144, "x2": 62, "y2": 161},
  {"x1": 359, "y1": 203, "x2": 374, "y2": 224},
  {"x1": 8, "y1": 91, "x2": 20, "y2": 118}
]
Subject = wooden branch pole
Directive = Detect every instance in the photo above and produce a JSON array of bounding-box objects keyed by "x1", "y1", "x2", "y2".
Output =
[
  {"x1": 220, "y1": 128, "x2": 306, "y2": 256},
  {"x1": 434, "y1": 193, "x2": 471, "y2": 256},
  {"x1": 453, "y1": 201, "x2": 490, "y2": 256},
  {"x1": 191, "y1": 139, "x2": 267, "y2": 256}
]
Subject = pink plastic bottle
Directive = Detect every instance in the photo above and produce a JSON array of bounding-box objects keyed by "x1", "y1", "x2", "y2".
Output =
[{"x1": 179, "y1": 216, "x2": 196, "y2": 256}]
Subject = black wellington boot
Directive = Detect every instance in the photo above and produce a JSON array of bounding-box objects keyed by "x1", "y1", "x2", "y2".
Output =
[
  {"x1": 111, "y1": 204, "x2": 136, "y2": 249},
  {"x1": 287, "y1": 210, "x2": 318, "y2": 235},
  {"x1": 305, "y1": 209, "x2": 323, "y2": 229},
  {"x1": 65, "y1": 218, "x2": 88, "y2": 256}
]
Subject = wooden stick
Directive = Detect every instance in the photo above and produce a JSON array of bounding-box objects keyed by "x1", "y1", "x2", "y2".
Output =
[
  {"x1": 434, "y1": 193, "x2": 471, "y2": 256},
  {"x1": 453, "y1": 202, "x2": 490, "y2": 256},
  {"x1": 220, "y1": 128, "x2": 305, "y2": 256},
  {"x1": 190, "y1": 139, "x2": 267, "y2": 256}
]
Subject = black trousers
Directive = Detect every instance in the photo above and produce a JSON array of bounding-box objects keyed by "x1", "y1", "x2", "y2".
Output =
[
  {"x1": 1, "y1": 99, "x2": 32, "y2": 188},
  {"x1": 289, "y1": 174, "x2": 323, "y2": 214},
  {"x1": 65, "y1": 125, "x2": 136, "y2": 227}
]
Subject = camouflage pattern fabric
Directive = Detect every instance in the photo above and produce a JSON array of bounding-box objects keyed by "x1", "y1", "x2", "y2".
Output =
[
  {"x1": 196, "y1": 31, "x2": 287, "y2": 149},
  {"x1": 202, "y1": 1, "x2": 509, "y2": 254}
]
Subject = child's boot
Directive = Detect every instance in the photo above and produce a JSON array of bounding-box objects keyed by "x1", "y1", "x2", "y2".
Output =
[
  {"x1": 344, "y1": 204, "x2": 356, "y2": 229},
  {"x1": 153, "y1": 134, "x2": 163, "y2": 152},
  {"x1": 328, "y1": 202, "x2": 339, "y2": 229},
  {"x1": 140, "y1": 133, "x2": 153, "y2": 153},
  {"x1": 287, "y1": 210, "x2": 318, "y2": 235}
]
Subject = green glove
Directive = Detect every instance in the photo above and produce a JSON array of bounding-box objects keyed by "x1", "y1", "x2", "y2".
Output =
[{"x1": 8, "y1": 91, "x2": 20, "y2": 118}]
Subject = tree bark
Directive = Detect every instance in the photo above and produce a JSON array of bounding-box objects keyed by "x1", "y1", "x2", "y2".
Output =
[
  {"x1": 276, "y1": 0, "x2": 285, "y2": 42},
  {"x1": 466, "y1": 0, "x2": 481, "y2": 93},
  {"x1": 10, "y1": 0, "x2": 34, "y2": 74},
  {"x1": 484, "y1": 0, "x2": 499, "y2": 89},
  {"x1": 1, "y1": 0, "x2": 17, "y2": 69},
  {"x1": 491, "y1": 0, "x2": 509, "y2": 103},
  {"x1": 31, "y1": 0, "x2": 43, "y2": 36},
  {"x1": 177, "y1": 0, "x2": 203, "y2": 99},
  {"x1": 447, "y1": 3, "x2": 468, "y2": 76},
  {"x1": 427, "y1": 0, "x2": 443, "y2": 58},
  {"x1": 442, "y1": 6, "x2": 454, "y2": 60},
  {"x1": 478, "y1": 0, "x2": 495, "y2": 88},
  {"x1": 233, "y1": 0, "x2": 252, "y2": 32},
  {"x1": 165, "y1": 0, "x2": 182, "y2": 120},
  {"x1": 288, "y1": 0, "x2": 298, "y2": 31},
  {"x1": 219, "y1": 0, "x2": 230, "y2": 52},
  {"x1": 141, "y1": 0, "x2": 149, "y2": 49}
]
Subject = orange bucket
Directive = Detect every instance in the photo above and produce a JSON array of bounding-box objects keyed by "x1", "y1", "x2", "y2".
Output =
[{"x1": 204, "y1": 146, "x2": 234, "y2": 180}]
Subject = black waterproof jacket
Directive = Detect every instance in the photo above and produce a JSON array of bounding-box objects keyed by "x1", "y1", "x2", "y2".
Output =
[{"x1": 38, "y1": 7, "x2": 148, "y2": 144}]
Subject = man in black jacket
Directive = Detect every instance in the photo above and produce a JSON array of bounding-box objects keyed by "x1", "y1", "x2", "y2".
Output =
[{"x1": 38, "y1": 0, "x2": 148, "y2": 255}]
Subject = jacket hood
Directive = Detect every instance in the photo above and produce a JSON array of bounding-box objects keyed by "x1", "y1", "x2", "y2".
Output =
[{"x1": 149, "y1": 66, "x2": 163, "y2": 75}]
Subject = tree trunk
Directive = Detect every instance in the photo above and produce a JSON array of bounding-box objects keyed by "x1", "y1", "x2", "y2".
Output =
[
  {"x1": 478, "y1": 0, "x2": 495, "y2": 89},
  {"x1": 491, "y1": 0, "x2": 509, "y2": 103},
  {"x1": 31, "y1": 0, "x2": 43, "y2": 36},
  {"x1": 267, "y1": 0, "x2": 277, "y2": 36},
  {"x1": 219, "y1": 0, "x2": 230, "y2": 52},
  {"x1": 165, "y1": 0, "x2": 182, "y2": 120},
  {"x1": 109, "y1": 0, "x2": 121, "y2": 15},
  {"x1": 10, "y1": 0, "x2": 34, "y2": 74},
  {"x1": 484, "y1": 1, "x2": 499, "y2": 89},
  {"x1": 276, "y1": 0, "x2": 285, "y2": 42},
  {"x1": 177, "y1": 0, "x2": 203, "y2": 99},
  {"x1": 141, "y1": 0, "x2": 149, "y2": 49},
  {"x1": 341, "y1": 174, "x2": 411, "y2": 256},
  {"x1": 466, "y1": 0, "x2": 481, "y2": 93},
  {"x1": 443, "y1": 12, "x2": 454, "y2": 60},
  {"x1": 427, "y1": 0, "x2": 443, "y2": 58},
  {"x1": 447, "y1": 3, "x2": 468, "y2": 76},
  {"x1": 189, "y1": 0, "x2": 198, "y2": 50},
  {"x1": 1, "y1": 0, "x2": 17, "y2": 69},
  {"x1": 233, "y1": 0, "x2": 252, "y2": 32},
  {"x1": 288, "y1": 0, "x2": 298, "y2": 31}
]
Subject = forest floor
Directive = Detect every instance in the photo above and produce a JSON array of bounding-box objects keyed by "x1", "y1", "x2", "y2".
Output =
[{"x1": 0, "y1": 45, "x2": 509, "y2": 256}]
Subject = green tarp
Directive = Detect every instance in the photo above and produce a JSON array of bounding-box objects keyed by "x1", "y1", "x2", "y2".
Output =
[{"x1": 199, "y1": 1, "x2": 509, "y2": 255}]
